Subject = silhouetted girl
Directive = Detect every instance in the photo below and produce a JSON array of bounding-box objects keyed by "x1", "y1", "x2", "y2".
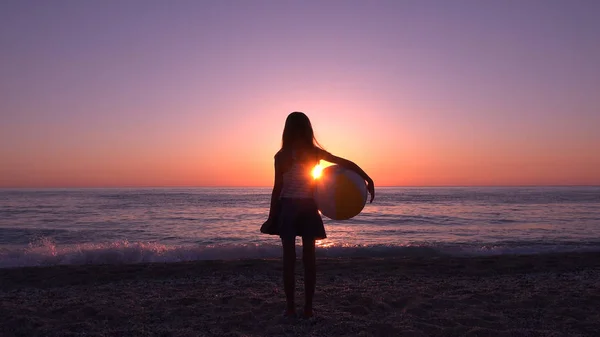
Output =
[{"x1": 262, "y1": 111, "x2": 374, "y2": 318}]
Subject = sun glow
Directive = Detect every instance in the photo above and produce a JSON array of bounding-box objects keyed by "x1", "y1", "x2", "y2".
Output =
[{"x1": 312, "y1": 164, "x2": 324, "y2": 179}]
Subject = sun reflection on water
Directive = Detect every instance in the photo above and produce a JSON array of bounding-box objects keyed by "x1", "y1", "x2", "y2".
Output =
[{"x1": 315, "y1": 239, "x2": 335, "y2": 248}]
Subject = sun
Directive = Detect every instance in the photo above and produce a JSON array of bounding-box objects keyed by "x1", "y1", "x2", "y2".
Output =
[{"x1": 312, "y1": 164, "x2": 323, "y2": 179}]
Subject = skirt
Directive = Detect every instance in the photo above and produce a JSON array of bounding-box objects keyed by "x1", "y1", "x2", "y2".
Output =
[{"x1": 275, "y1": 198, "x2": 326, "y2": 241}]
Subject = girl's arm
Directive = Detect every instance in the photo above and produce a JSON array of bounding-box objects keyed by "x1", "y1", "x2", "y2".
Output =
[
  {"x1": 320, "y1": 151, "x2": 375, "y2": 203},
  {"x1": 268, "y1": 156, "x2": 283, "y2": 218}
]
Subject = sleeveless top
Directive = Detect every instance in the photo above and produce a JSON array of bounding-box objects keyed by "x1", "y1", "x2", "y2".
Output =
[{"x1": 278, "y1": 148, "x2": 323, "y2": 199}]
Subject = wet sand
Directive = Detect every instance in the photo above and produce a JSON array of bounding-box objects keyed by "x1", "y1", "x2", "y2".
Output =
[{"x1": 1, "y1": 252, "x2": 599, "y2": 337}]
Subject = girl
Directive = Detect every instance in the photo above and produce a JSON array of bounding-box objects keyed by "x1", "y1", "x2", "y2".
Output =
[{"x1": 263, "y1": 111, "x2": 375, "y2": 318}]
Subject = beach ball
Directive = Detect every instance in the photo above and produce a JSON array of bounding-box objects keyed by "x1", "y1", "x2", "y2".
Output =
[{"x1": 314, "y1": 165, "x2": 368, "y2": 220}]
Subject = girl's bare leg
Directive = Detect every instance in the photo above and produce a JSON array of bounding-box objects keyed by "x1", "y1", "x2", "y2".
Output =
[
  {"x1": 282, "y1": 239, "x2": 296, "y2": 313},
  {"x1": 302, "y1": 237, "x2": 316, "y2": 316}
]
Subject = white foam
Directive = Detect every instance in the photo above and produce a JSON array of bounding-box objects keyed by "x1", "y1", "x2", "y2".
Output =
[
  {"x1": 1, "y1": 238, "x2": 599, "y2": 269},
  {"x1": 0, "y1": 239, "x2": 285, "y2": 268}
]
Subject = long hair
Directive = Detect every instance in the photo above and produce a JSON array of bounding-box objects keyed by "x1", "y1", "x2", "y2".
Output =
[{"x1": 281, "y1": 111, "x2": 322, "y2": 151}]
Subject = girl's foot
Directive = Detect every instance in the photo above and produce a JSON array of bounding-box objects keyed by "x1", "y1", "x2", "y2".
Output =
[{"x1": 302, "y1": 307, "x2": 313, "y2": 318}]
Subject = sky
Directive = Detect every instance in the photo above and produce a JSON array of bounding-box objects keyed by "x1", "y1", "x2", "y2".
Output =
[{"x1": 1, "y1": 0, "x2": 599, "y2": 187}]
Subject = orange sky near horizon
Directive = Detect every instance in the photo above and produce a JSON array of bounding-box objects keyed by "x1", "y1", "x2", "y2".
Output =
[
  {"x1": 1, "y1": 2, "x2": 599, "y2": 188},
  {"x1": 2, "y1": 102, "x2": 598, "y2": 188}
]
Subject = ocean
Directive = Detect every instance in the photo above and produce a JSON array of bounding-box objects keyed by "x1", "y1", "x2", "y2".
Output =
[{"x1": 1, "y1": 187, "x2": 599, "y2": 268}]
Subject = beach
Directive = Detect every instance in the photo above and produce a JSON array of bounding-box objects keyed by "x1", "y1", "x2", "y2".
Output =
[{"x1": 1, "y1": 252, "x2": 599, "y2": 337}]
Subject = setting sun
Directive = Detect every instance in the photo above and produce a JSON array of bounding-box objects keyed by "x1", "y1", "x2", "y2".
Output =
[{"x1": 312, "y1": 164, "x2": 324, "y2": 179}]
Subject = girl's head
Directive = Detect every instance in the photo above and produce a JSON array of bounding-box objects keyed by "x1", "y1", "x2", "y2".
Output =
[{"x1": 281, "y1": 112, "x2": 321, "y2": 150}]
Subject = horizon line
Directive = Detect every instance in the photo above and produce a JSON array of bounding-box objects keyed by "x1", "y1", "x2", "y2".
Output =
[{"x1": 1, "y1": 184, "x2": 599, "y2": 189}]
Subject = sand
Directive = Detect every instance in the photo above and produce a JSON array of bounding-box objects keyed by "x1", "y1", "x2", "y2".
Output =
[{"x1": 1, "y1": 252, "x2": 599, "y2": 337}]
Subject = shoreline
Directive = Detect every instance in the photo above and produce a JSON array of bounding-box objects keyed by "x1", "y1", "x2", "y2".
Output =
[{"x1": 2, "y1": 252, "x2": 600, "y2": 336}]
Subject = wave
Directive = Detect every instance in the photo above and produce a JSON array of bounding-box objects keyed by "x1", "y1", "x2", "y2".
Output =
[{"x1": 1, "y1": 238, "x2": 600, "y2": 269}]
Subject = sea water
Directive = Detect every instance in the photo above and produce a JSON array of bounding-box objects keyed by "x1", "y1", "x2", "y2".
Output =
[{"x1": 1, "y1": 187, "x2": 599, "y2": 268}]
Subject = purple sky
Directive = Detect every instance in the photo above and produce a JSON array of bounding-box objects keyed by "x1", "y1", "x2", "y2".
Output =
[{"x1": 1, "y1": 1, "x2": 599, "y2": 187}]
